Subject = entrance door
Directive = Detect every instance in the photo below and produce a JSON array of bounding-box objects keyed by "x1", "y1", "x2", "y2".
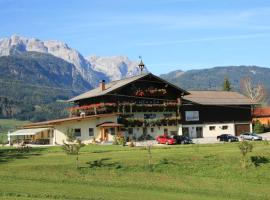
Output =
[
  {"x1": 101, "y1": 129, "x2": 109, "y2": 141},
  {"x1": 235, "y1": 124, "x2": 250, "y2": 136},
  {"x1": 143, "y1": 127, "x2": 147, "y2": 136},
  {"x1": 196, "y1": 127, "x2": 203, "y2": 138},
  {"x1": 182, "y1": 127, "x2": 189, "y2": 137}
]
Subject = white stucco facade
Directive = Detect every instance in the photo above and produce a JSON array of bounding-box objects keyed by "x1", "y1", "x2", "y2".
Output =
[{"x1": 53, "y1": 115, "x2": 118, "y2": 145}]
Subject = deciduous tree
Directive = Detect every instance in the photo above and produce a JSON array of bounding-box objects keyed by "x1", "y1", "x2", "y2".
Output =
[{"x1": 240, "y1": 77, "x2": 266, "y2": 103}]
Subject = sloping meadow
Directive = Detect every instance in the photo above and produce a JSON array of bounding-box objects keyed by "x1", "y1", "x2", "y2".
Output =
[{"x1": 0, "y1": 143, "x2": 270, "y2": 200}]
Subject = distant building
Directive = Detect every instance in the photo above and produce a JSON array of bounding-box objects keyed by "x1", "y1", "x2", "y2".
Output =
[
  {"x1": 8, "y1": 73, "x2": 254, "y2": 145},
  {"x1": 252, "y1": 107, "x2": 270, "y2": 126}
]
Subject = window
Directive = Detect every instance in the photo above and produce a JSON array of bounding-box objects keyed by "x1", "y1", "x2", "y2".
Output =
[
  {"x1": 170, "y1": 131, "x2": 177, "y2": 135},
  {"x1": 185, "y1": 111, "x2": 199, "y2": 121},
  {"x1": 128, "y1": 128, "x2": 133, "y2": 134},
  {"x1": 124, "y1": 114, "x2": 134, "y2": 118},
  {"x1": 164, "y1": 113, "x2": 173, "y2": 118},
  {"x1": 74, "y1": 128, "x2": 81, "y2": 137},
  {"x1": 164, "y1": 128, "x2": 168, "y2": 134},
  {"x1": 144, "y1": 114, "x2": 156, "y2": 119},
  {"x1": 222, "y1": 125, "x2": 228, "y2": 130},
  {"x1": 151, "y1": 127, "x2": 154, "y2": 133},
  {"x1": 89, "y1": 128, "x2": 94, "y2": 136},
  {"x1": 209, "y1": 126, "x2": 215, "y2": 131},
  {"x1": 110, "y1": 128, "x2": 115, "y2": 135}
]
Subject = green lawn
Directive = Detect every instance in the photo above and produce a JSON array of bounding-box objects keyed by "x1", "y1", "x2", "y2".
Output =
[{"x1": 0, "y1": 143, "x2": 270, "y2": 200}]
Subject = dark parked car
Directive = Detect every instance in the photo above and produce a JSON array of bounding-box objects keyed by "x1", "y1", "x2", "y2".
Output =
[
  {"x1": 173, "y1": 135, "x2": 193, "y2": 144},
  {"x1": 217, "y1": 134, "x2": 239, "y2": 142}
]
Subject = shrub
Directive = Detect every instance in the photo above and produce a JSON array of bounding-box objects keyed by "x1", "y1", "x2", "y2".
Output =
[
  {"x1": 238, "y1": 141, "x2": 253, "y2": 168},
  {"x1": 129, "y1": 140, "x2": 135, "y2": 147},
  {"x1": 253, "y1": 121, "x2": 265, "y2": 134},
  {"x1": 113, "y1": 135, "x2": 126, "y2": 146},
  {"x1": 117, "y1": 136, "x2": 126, "y2": 146}
]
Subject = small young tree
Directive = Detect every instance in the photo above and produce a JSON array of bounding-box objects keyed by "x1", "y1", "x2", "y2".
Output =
[
  {"x1": 145, "y1": 141, "x2": 153, "y2": 170},
  {"x1": 62, "y1": 128, "x2": 85, "y2": 169},
  {"x1": 223, "y1": 77, "x2": 232, "y2": 91},
  {"x1": 238, "y1": 141, "x2": 253, "y2": 168}
]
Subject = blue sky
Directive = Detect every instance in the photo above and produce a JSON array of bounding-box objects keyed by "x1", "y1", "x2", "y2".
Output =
[{"x1": 1, "y1": 0, "x2": 270, "y2": 75}]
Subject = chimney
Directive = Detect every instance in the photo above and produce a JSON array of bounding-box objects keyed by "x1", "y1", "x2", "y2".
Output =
[
  {"x1": 80, "y1": 112, "x2": 86, "y2": 118},
  {"x1": 100, "y1": 80, "x2": 105, "y2": 91}
]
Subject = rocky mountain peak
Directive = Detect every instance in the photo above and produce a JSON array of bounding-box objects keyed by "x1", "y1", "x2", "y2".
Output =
[{"x1": 0, "y1": 35, "x2": 142, "y2": 86}]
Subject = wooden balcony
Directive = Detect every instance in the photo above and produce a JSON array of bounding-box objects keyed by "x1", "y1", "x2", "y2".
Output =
[
  {"x1": 117, "y1": 116, "x2": 181, "y2": 127},
  {"x1": 69, "y1": 102, "x2": 181, "y2": 117}
]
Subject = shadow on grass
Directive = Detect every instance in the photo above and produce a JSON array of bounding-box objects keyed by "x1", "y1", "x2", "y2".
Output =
[
  {"x1": 251, "y1": 156, "x2": 269, "y2": 167},
  {"x1": 86, "y1": 158, "x2": 122, "y2": 169},
  {"x1": 91, "y1": 150, "x2": 112, "y2": 153},
  {"x1": 0, "y1": 147, "x2": 43, "y2": 164}
]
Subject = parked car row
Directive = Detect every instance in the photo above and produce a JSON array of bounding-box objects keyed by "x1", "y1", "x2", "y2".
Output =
[
  {"x1": 156, "y1": 135, "x2": 193, "y2": 145},
  {"x1": 156, "y1": 132, "x2": 263, "y2": 145},
  {"x1": 217, "y1": 132, "x2": 263, "y2": 142}
]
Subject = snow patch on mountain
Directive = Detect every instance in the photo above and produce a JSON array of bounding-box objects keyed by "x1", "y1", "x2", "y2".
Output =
[
  {"x1": 0, "y1": 35, "x2": 143, "y2": 85},
  {"x1": 0, "y1": 35, "x2": 91, "y2": 74}
]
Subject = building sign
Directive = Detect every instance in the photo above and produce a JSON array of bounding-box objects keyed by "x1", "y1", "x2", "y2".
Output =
[{"x1": 185, "y1": 111, "x2": 199, "y2": 121}]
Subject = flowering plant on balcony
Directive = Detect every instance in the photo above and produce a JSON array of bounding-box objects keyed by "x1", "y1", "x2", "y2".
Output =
[
  {"x1": 68, "y1": 103, "x2": 116, "y2": 111},
  {"x1": 134, "y1": 88, "x2": 167, "y2": 97}
]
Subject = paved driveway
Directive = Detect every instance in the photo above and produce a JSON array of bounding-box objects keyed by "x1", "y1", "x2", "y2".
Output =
[
  {"x1": 135, "y1": 132, "x2": 270, "y2": 146},
  {"x1": 260, "y1": 132, "x2": 270, "y2": 140}
]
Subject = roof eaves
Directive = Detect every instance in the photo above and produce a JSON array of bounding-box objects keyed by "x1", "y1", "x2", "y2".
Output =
[{"x1": 68, "y1": 73, "x2": 150, "y2": 102}]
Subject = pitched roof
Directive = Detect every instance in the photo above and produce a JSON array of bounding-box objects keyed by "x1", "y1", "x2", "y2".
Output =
[
  {"x1": 68, "y1": 73, "x2": 189, "y2": 102},
  {"x1": 253, "y1": 107, "x2": 270, "y2": 117},
  {"x1": 184, "y1": 91, "x2": 254, "y2": 105},
  {"x1": 97, "y1": 122, "x2": 124, "y2": 127},
  {"x1": 23, "y1": 113, "x2": 120, "y2": 128}
]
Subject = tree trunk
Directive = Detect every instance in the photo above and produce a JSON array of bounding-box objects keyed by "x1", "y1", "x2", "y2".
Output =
[{"x1": 76, "y1": 154, "x2": 79, "y2": 169}]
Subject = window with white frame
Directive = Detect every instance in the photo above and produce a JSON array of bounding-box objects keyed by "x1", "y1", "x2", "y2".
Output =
[
  {"x1": 185, "y1": 111, "x2": 199, "y2": 121},
  {"x1": 74, "y1": 128, "x2": 81, "y2": 137},
  {"x1": 89, "y1": 128, "x2": 94, "y2": 136}
]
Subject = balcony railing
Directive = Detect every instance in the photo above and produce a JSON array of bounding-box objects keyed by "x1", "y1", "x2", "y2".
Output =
[
  {"x1": 68, "y1": 102, "x2": 181, "y2": 117},
  {"x1": 118, "y1": 116, "x2": 181, "y2": 127}
]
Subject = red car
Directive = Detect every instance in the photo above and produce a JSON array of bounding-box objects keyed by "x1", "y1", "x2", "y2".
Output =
[{"x1": 156, "y1": 135, "x2": 176, "y2": 145}]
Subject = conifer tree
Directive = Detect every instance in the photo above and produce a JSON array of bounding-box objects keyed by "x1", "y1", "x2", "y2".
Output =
[{"x1": 223, "y1": 77, "x2": 232, "y2": 91}]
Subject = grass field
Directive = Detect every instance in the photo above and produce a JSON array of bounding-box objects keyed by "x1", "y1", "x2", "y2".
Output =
[{"x1": 0, "y1": 142, "x2": 270, "y2": 200}]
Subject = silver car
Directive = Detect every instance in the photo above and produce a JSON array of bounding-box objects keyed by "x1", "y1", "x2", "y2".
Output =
[{"x1": 239, "y1": 132, "x2": 262, "y2": 141}]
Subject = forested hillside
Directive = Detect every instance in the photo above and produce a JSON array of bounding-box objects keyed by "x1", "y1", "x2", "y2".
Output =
[{"x1": 0, "y1": 52, "x2": 91, "y2": 121}]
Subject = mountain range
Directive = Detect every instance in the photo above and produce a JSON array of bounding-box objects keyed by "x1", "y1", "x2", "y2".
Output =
[
  {"x1": 0, "y1": 35, "x2": 142, "y2": 85},
  {"x1": 160, "y1": 66, "x2": 270, "y2": 91},
  {"x1": 0, "y1": 35, "x2": 143, "y2": 121},
  {"x1": 0, "y1": 35, "x2": 269, "y2": 121}
]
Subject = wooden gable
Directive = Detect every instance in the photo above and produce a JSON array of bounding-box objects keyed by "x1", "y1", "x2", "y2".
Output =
[{"x1": 108, "y1": 73, "x2": 188, "y2": 101}]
